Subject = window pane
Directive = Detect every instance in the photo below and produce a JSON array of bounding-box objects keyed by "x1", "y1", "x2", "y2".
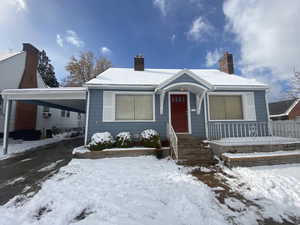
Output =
[
  {"x1": 209, "y1": 95, "x2": 243, "y2": 120},
  {"x1": 209, "y1": 96, "x2": 226, "y2": 120},
  {"x1": 225, "y1": 96, "x2": 243, "y2": 120},
  {"x1": 134, "y1": 95, "x2": 153, "y2": 120},
  {"x1": 115, "y1": 95, "x2": 134, "y2": 120}
]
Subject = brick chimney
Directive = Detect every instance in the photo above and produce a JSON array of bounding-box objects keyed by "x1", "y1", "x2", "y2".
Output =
[
  {"x1": 15, "y1": 43, "x2": 39, "y2": 131},
  {"x1": 219, "y1": 52, "x2": 234, "y2": 74},
  {"x1": 134, "y1": 55, "x2": 144, "y2": 71}
]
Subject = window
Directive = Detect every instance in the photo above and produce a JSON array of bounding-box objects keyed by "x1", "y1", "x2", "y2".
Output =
[
  {"x1": 61, "y1": 110, "x2": 66, "y2": 117},
  {"x1": 66, "y1": 111, "x2": 70, "y2": 118},
  {"x1": 78, "y1": 113, "x2": 81, "y2": 120},
  {"x1": 209, "y1": 95, "x2": 243, "y2": 120},
  {"x1": 43, "y1": 107, "x2": 50, "y2": 113},
  {"x1": 115, "y1": 94, "x2": 153, "y2": 121}
]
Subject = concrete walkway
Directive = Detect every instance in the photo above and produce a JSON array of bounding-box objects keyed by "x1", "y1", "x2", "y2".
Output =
[{"x1": 0, "y1": 138, "x2": 83, "y2": 205}]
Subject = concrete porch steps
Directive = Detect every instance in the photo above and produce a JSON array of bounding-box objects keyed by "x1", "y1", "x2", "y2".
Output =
[
  {"x1": 176, "y1": 134, "x2": 215, "y2": 166},
  {"x1": 221, "y1": 150, "x2": 300, "y2": 167}
]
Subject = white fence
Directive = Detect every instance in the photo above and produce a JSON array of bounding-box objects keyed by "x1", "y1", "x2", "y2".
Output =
[
  {"x1": 208, "y1": 122, "x2": 270, "y2": 140},
  {"x1": 208, "y1": 120, "x2": 300, "y2": 140},
  {"x1": 271, "y1": 120, "x2": 300, "y2": 138}
]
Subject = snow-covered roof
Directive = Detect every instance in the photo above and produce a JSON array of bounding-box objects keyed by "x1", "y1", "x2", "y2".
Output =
[
  {"x1": 86, "y1": 68, "x2": 267, "y2": 90},
  {"x1": 0, "y1": 51, "x2": 26, "y2": 92},
  {"x1": 0, "y1": 51, "x2": 23, "y2": 62}
]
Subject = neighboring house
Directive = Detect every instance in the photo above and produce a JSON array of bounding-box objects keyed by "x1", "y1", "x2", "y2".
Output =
[
  {"x1": 269, "y1": 98, "x2": 300, "y2": 121},
  {"x1": 84, "y1": 53, "x2": 269, "y2": 143},
  {"x1": 0, "y1": 43, "x2": 84, "y2": 137}
]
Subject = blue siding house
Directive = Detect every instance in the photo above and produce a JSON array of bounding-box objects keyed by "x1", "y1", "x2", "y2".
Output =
[{"x1": 84, "y1": 54, "x2": 269, "y2": 145}]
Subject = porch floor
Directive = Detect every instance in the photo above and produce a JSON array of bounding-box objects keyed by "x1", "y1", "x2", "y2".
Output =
[{"x1": 210, "y1": 136, "x2": 300, "y2": 146}]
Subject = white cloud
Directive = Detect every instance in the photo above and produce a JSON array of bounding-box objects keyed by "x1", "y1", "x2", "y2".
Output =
[
  {"x1": 153, "y1": 0, "x2": 167, "y2": 16},
  {"x1": 56, "y1": 34, "x2": 63, "y2": 47},
  {"x1": 100, "y1": 46, "x2": 112, "y2": 55},
  {"x1": 205, "y1": 49, "x2": 222, "y2": 67},
  {"x1": 15, "y1": 0, "x2": 26, "y2": 11},
  {"x1": 170, "y1": 34, "x2": 176, "y2": 44},
  {"x1": 223, "y1": 0, "x2": 300, "y2": 99},
  {"x1": 187, "y1": 16, "x2": 213, "y2": 42},
  {"x1": 65, "y1": 30, "x2": 84, "y2": 48}
]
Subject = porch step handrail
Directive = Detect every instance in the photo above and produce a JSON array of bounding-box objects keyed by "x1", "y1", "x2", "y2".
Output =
[{"x1": 167, "y1": 123, "x2": 178, "y2": 160}]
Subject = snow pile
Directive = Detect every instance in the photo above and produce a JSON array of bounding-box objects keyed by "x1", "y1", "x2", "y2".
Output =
[
  {"x1": 72, "y1": 146, "x2": 90, "y2": 154},
  {"x1": 89, "y1": 132, "x2": 114, "y2": 145},
  {"x1": 223, "y1": 164, "x2": 300, "y2": 223},
  {"x1": 0, "y1": 157, "x2": 229, "y2": 225},
  {"x1": 141, "y1": 129, "x2": 159, "y2": 139}
]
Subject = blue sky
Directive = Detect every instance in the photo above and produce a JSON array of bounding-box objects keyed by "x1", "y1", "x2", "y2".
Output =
[{"x1": 1, "y1": 0, "x2": 300, "y2": 100}]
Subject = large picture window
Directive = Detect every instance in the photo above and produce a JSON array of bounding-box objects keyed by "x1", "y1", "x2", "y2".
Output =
[
  {"x1": 209, "y1": 95, "x2": 243, "y2": 120},
  {"x1": 115, "y1": 94, "x2": 153, "y2": 121}
]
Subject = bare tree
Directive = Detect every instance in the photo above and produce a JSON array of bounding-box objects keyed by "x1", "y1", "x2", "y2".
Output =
[
  {"x1": 64, "y1": 51, "x2": 112, "y2": 87},
  {"x1": 289, "y1": 69, "x2": 300, "y2": 98}
]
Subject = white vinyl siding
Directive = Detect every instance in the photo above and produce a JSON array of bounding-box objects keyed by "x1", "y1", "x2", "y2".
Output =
[
  {"x1": 103, "y1": 91, "x2": 154, "y2": 122},
  {"x1": 208, "y1": 92, "x2": 256, "y2": 121}
]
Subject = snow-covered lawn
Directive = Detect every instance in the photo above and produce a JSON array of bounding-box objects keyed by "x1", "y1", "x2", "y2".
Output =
[
  {"x1": 0, "y1": 156, "x2": 229, "y2": 225},
  {"x1": 223, "y1": 163, "x2": 300, "y2": 223}
]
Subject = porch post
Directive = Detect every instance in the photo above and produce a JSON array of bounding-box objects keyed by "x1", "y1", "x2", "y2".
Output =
[
  {"x1": 3, "y1": 99, "x2": 12, "y2": 155},
  {"x1": 204, "y1": 94, "x2": 208, "y2": 139},
  {"x1": 84, "y1": 90, "x2": 90, "y2": 146}
]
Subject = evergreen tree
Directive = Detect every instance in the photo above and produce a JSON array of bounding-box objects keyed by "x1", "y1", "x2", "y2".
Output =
[{"x1": 38, "y1": 50, "x2": 59, "y2": 87}]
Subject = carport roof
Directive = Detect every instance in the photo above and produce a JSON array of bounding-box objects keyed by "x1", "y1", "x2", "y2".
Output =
[{"x1": 1, "y1": 87, "x2": 87, "y2": 113}]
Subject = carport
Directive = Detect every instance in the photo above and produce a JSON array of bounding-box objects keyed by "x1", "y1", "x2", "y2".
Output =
[{"x1": 1, "y1": 87, "x2": 87, "y2": 154}]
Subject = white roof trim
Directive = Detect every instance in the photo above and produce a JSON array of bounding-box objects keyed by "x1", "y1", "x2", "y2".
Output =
[
  {"x1": 159, "y1": 82, "x2": 207, "y2": 94},
  {"x1": 270, "y1": 99, "x2": 300, "y2": 117},
  {"x1": 84, "y1": 84, "x2": 156, "y2": 90},
  {"x1": 1, "y1": 87, "x2": 87, "y2": 100},
  {"x1": 156, "y1": 69, "x2": 213, "y2": 91}
]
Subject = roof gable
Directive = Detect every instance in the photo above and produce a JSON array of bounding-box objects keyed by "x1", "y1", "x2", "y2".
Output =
[
  {"x1": 269, "y1": 99, "x2": 299, "y2": 116},
  {"x1": 157, "y1": 70, "x2": 212, "y2": 90}
]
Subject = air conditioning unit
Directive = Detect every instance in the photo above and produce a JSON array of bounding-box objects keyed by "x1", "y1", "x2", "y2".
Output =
[{"x1": 42, "y1": 112, "x2": 52, "y2": 118}]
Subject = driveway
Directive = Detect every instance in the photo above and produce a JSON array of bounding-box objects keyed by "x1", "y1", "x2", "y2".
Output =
[{"x1": 0, "y1": 138, "x2": 83, "y2": 205}]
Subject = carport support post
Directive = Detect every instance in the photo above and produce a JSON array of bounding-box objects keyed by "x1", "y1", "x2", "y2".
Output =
[{"x1": 3, "y1": 99, "x2": 12, "y2": 155}]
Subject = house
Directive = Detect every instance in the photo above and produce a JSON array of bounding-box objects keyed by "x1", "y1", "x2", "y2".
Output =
[
  {"x1": 84, "y1": 52, "x2": 269, "y2": 144},
  {"x1": 269, "y1": 98, "x2": 300, "y2": 121},
  {"x1": 0, "y1": 43, "x2": 84, "y2": 139}
]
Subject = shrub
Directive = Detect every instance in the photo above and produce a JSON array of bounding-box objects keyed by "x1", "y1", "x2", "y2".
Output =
[
  {"x1": 115, "y1": 132, "x2": 134, "y2": 148},
  {"x1": 140, "y1": 129, "x2": 161, "y2": 149},
  {"x1": 88, "y1": 132, "x2": 114, "y2": 151}
]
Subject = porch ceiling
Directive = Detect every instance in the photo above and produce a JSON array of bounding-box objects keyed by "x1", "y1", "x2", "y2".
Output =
[{"x1": 1, "y1": 87, "x2": 87, "y2": 113}]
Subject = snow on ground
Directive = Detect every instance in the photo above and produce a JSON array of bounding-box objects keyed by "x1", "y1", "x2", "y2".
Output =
[
  {"x1": 222, "y1": 163, "x2": 300, "y2": 223},
  {"x1": 0, "y1": 156, "x2": 230, "y2": 225},
  {"x1": 0, "y1": 133, "x2": 77, "y2": 160},
  {"x1": 38, "y1": 160, "x2": 64, "y2": 172}
]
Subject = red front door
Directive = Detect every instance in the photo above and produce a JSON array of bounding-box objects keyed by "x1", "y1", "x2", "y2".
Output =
[{"x1": 170, "y1": 94, "x2": 189, "y2": 133}]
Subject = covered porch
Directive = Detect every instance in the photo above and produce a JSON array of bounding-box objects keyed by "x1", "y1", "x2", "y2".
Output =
[{"x1": 1, "y1": 87, "x2": 87, "y2": 154}]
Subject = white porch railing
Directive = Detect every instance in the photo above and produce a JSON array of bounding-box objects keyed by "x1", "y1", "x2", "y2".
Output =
[
  {"x1": 167, "y1": 123, "x2": 178, "y2": 160},
  {"x1": 271, "y1": 120, "x2": 300, "y2": 138},
  {"x1": 208, "y1": 122, "x2": 270, "y2": 140}
]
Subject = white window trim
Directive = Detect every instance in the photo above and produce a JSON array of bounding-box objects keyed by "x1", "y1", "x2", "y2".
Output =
[
  {"x1": 207, "y1": 92, "x2": 247, "y2": 122},
  {"x1": 168, "y1": 91, "x2": 192, "y2": 134},
  {"x1": 103, "y1": 91, "x2": 156, "y2": 122}
]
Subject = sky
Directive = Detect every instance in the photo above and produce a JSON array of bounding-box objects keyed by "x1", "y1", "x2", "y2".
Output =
[{"x1": 0, "y1": 0, "x2": 300, "y2": 101}]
